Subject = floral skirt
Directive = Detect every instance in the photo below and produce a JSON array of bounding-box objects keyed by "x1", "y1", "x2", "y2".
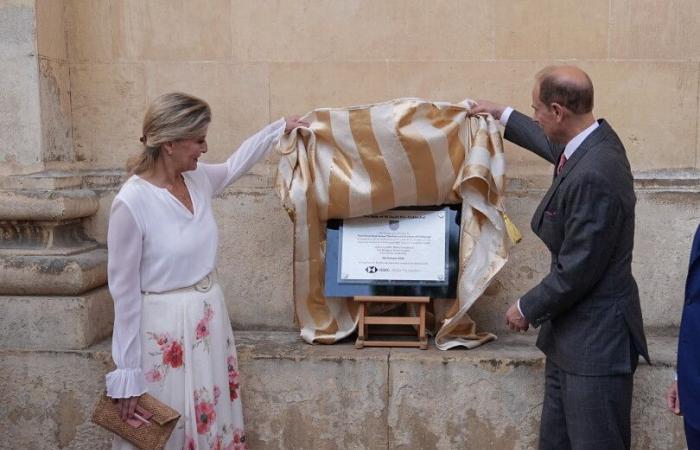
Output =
[{"x1": 113, "y1": 279, "x2": 246, "y2": 450}]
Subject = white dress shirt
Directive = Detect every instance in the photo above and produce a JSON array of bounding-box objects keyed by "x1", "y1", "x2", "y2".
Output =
[
  {"x1": 105, "y1": 118, "x2": 285, "y2": 398},
  {"x1": 500, "y1": 107, "x2": 599, "y2": 321}
]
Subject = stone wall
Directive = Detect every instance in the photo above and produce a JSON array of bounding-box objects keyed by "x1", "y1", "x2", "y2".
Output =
[
  {"x1": 1, "y1": 1, "x2": 699, "y2": 449},
  {"x1": 59, "y1": 0, "x2": 699, "y2": 177}
]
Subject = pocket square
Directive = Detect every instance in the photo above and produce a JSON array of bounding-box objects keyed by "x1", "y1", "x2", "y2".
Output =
[{"x1": 544, "y1": 210, "x2": 558, "y2": 218}]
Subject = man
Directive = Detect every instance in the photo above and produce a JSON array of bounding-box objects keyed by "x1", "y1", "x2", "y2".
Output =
[
  {"x1": 667, "y1": 223, "x2": 700, "y2": 449},
  {"x1": 471, "y1": 65, "x2": 649, "y2": 450}
]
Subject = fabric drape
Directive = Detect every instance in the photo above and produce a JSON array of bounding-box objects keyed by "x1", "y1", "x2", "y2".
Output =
[{"x1": 276, "y1": 98, "x2": 519, "y2": 349}]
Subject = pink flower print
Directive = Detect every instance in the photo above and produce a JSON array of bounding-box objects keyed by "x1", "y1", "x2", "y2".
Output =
[
  {"x1": 225, "y1": 429, "x2": 246, "y2": 450},
  {"x1": 193, "y1": 302, "x2": 214, "y2": 350},
  {"x1": 162, "y1": 341, "x2": 184, "y2": 368},
  {"x1": 228, "y1": 369, "x2": 240, "y2": 401},
  {"x1": 205, "y1": 304, "x2": 214, "y2": 320},
  {"x1": 156, "y1": 334, "x2": 170, "y2": 347},
  {"x1": 185, "y1": 435, "x2": 196, "y2": 450},
  {"x1": 227, "y1": 354, "x2": 237, "y2": 370},
  {"x1": 144, "y1": 369, "x2": 162, "y2": 383},
  {"x1": 196, "y1": 319, "x2": 209, "y2": 340},
  {"x1": 195, "y1": 399, "x2": 217, "y2": 434},
  {"x1": 213, "y1": 385, "x2": 221, "y2": 404},
  {"x1": 211, "y1": 434, "x2": 223, "y2": 450}
]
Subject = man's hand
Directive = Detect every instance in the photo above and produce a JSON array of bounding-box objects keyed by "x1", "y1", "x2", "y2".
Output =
[
  {"x1": 666, "y1": 381, "x2": 681, "y2": 415},
  {"x1": 470, "y1": 100, "x2": 507, "y2": 120},
  {"x1": 284, "y1": 116, "x2": 310, "y2": 134},
  {"x1": 505, "y1": 302, "x2": 530, "y2": 332}
]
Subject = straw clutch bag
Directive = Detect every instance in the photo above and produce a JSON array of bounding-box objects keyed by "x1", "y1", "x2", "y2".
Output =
[{"x1": 92, "y1": 393, "x2": 180, "y2": 450}]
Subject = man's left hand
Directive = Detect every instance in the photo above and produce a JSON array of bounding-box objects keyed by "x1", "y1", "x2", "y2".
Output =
[{"x1": 505, "y1": 302, "x2": 530, "y2": 332}]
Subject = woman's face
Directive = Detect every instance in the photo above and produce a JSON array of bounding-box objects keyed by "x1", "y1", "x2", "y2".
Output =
[{"x1": 171, "y1": 126, "x2": 208, "y2": 172}]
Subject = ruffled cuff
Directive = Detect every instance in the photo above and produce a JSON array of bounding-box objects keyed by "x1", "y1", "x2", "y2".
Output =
[{"x1": 105, "y1": 368, "x2": 148, "y2": 398}]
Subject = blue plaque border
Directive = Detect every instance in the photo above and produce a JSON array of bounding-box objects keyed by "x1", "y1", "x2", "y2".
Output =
[{"x1": 323, "y1": 204, "x2": 461, "y2": 298}]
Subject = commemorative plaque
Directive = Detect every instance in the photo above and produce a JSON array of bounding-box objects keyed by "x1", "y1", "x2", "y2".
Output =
[{"x1": 324, "y1": 205, "x2": 460, "y2": 298}]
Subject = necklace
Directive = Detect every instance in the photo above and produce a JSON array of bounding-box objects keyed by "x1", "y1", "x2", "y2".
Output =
[{"x1": 165, "y1": 175, "x2": 193, "y2": 211}]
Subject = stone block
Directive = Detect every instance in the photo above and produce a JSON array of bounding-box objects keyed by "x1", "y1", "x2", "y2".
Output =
[
  {"x1": 231, "y1": 0, "x2": 494, "y2": 62},
  {"x1": 471, "y1": 179, "x2": 700, "y2": 335},
  {"x1": 0, "y1": 333, "x2": 685, "y2": 449},
  {"x1": 36, "y1": 0, "x2": 67, "y2": 61},
  {"x1": 386, "y1": 334, "x2": 683, "y2": 450},
  {"x1": 65, "y1": 0, "x2": 113, "y2": 63},
  {"x1": 0, "y1": 248, "x2": 107, "y2": 295},
  {"x1": 39, "y1": 57, "x2": 74, "y2": 163},
  {"x1": 0, "y1": 170, "x2": 84, "y2": 190},
  {"x1": 69, "y1": 63, "x2": 147, "y2": 168},
  {"x1": 0, "y1": 343, "x2": 114, "y2": 449},
  {"x1": 111, "y1": 0, "x2": 231, "y2": 61},
  {"x1": 0, "y1": 56, "x2": 43, "y2": 175},
  {"x1": 270, "y1": 62, "x2": 390, "y2": 120},
  {"x1": 213, "y1": 190, "x2": 297, "y2": 331},
  {"x1": 144, "y1": 62, "x2": 270, "y2": 165},
  {"x1": 236, "y1": 332, "x2": 389, "y2": 449},
  {"x1": 633, "y1": 189, "x2": 700, "y2": 328},
  {"x1": 0, "y1": 189, "x2": 99, "y2": 220},
  {"x1": 84, "y1": 189, "x2": 116, "y2": 244},
  {"x1": 0, "y1": 0, "x2": 35, "y2": 59},
  {"x1": 578, "y1": 61, "x2": 699, "y2": 172},
  {"x1": 610, "y1": 0, "x2": 700, "y2": 60},
  {"x1": 0, "y1": 286, "x2": 113, "y2": 350},
  {"x1": 493, "y1": 0, "x2": 608, "y2": 59}
]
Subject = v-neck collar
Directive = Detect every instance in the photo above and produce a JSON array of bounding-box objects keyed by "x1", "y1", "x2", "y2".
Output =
[{"x1": 135, "y1": 173, "x2": 196, "y2": 217}]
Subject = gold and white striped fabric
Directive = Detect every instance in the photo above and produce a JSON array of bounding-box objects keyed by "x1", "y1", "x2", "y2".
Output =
[{"x1": 275, "y1": 98, "x2": 520, "y2": 349}]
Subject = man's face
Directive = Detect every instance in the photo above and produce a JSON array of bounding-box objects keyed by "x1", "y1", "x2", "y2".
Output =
[{"x1": 531, "y1": 83, "x2": 560, "y2": 142}]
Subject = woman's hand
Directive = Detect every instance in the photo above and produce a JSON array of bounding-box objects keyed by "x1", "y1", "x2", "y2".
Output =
[
  {"x1": 666, "y1": 381, "x2": 681, "y2": 415},
  {"x1": 115, "y1": 396, "x2": 140, "y2": 421},
  {"x1": 284, "y1": 116, "x2": 310, "y2": 134}
]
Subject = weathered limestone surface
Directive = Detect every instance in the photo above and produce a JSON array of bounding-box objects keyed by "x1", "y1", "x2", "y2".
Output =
[
  {"x1": 0, "y1": 1, "x2": 43, "y2": 175},
  {"x1": 61, "y1": 170, "x2": 699, "y2": 334},
  {"x1": 0, "y1": 249, "x2": 107, "y2": 295},
  {"x1": 0, "y1": 286, "x2": 113, "y2": 351},
  {"x1": 0, "y1": 188, "x2": 98, "y2": 221},
  {"x1": 60, "y1": 0, "x2": 700, "y2": 178},
  {"x1": 0, "y1": 333, "x2": 684, "y2": 450}
]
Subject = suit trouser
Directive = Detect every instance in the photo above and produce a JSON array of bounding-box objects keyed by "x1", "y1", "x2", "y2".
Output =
[
  {"x1": 686, "y1": 420, "x2": 700, "y2": 450},
  {"x1": 538, "y1": 358, "x2": 635, "y2": 450}
]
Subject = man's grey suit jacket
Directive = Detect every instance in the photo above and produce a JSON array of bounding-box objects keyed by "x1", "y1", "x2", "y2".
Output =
[{"x1": 505, "y1": 110, "x2": 650, "y2": 376}]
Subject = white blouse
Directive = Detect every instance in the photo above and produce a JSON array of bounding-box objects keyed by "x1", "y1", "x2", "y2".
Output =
[{"x1": 105, "y1": 118, "x2": 285, "y2": 398}]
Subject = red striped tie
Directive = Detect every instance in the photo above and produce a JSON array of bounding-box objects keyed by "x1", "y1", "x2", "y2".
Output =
[{"x1": 556, "y1": 153, "x2": 568, "y2": 175}]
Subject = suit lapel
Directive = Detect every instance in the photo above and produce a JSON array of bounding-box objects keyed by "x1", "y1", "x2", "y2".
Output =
[{"x1": 532, "y1": 120, "x2": 609, "y2": 233}]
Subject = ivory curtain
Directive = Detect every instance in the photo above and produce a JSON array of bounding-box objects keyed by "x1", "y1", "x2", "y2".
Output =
[{"x1": 275, "y1": 98, "x2": 519, "y2": 350}]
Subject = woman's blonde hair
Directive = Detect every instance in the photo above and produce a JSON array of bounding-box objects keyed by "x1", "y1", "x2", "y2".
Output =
[{"x1": 127, "y1": 92, "x2": 211, "y2": 174}]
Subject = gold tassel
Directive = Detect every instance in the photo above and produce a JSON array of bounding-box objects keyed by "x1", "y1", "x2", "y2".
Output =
[{"x1": 502, "y1": 212, "x2": 522, "y2": 244}]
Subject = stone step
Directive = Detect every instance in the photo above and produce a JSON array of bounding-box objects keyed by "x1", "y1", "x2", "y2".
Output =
[
  {"x1": 0, "y1": 285, "x2": 113, "y2": 351},
  {"x1": 0, "y1": 248, "x2": 107, "y2": 295},
  {"x1": 0, "y1": 332, "x2": 685, "y2": 449},
  {"x1": 0, "y1": 188, "x2": 99, "y2": 221}
]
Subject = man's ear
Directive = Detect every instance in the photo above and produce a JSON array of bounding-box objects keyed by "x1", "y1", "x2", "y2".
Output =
[{"x1": 551, "y1": 103, "x2": 565, "y2": 122}]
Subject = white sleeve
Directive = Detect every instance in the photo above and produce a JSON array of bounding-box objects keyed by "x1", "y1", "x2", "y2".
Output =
[
  {"x1": 500, "y1": 107, "x2": 514, "y2": 126},
  {"x1": 199, "y1": 118, "x2": 286, "y2": 195},
  {"x1": 105, "y1": 198, "x2": 148, "y2": 398}
]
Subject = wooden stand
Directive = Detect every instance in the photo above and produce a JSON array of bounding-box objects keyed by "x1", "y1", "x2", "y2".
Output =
[{"x1": 354, "y1": 296, "x2": 429, "y2": 350}]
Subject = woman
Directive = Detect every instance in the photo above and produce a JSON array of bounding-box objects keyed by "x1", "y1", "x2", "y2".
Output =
[{"x1": 105, "y1": 92, "x2": 306, "y2": 449}]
